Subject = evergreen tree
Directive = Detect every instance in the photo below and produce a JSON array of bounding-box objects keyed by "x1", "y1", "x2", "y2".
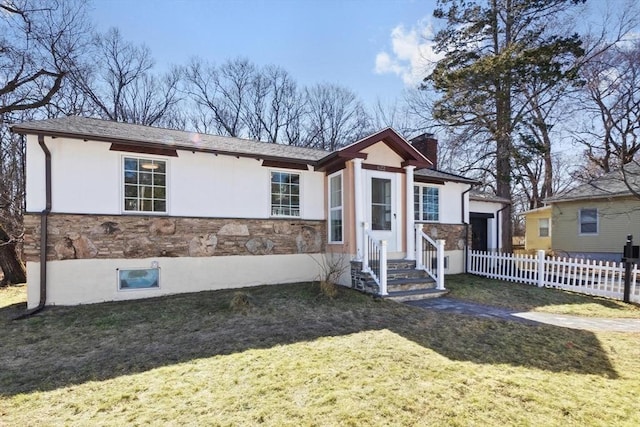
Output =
[{"x1": 426, "y1": 0, "x2": 584, "y2": 250}]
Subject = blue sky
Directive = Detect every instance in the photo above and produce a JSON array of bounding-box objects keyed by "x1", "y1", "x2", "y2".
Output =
[{"x1": 90, "y1": 0, "x2": 440, "y2": 106}]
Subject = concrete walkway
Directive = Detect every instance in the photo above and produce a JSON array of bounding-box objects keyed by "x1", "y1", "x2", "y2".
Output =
[{"x1": 407, "y1": 298, "x2": 640, "y2": 333}]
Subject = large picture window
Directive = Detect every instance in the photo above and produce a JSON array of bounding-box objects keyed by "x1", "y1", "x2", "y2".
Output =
[
  {"x1": 579, "y1": 208, "x2": 598, "y2": 235},
  {"x1": 414, "y1": 185, "x2": 439, "y2": 222},
  {"x1": 329, "y1": 172, "x2": 343, "y2": 243},
  {"x1": 123, "y1": 157, "x2": 167, "y2": 213},
  {"x1": 271, "y1": 171, "x2": 300, "y2": 217}
]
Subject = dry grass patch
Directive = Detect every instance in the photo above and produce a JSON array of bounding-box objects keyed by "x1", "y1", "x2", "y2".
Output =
[
  {"x1": 1, "y1": 282, "x2": 639, "y2": 426},
  {"x1": 446, "y1": 274, "x2": 640, "y2": 318}
]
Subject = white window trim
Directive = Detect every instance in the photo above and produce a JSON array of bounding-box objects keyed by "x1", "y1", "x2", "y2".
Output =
[
  {"x1": 578, "y1": 208, "x2": 599, "y2": 236},
  {"x1": 269, "y1": 169, "x2": 303, "y2": 218},
  {"x1": 414, "y1": 184, "x2": 440, "y2": 223},
  {"x1": 328, "y1": 170, "x2": 344, "y2": 244},
  {"x1": 121, "y1": 155, "x2": 169, "y2": 215}
]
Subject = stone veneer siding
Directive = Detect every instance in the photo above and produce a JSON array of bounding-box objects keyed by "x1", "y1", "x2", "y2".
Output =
[
  {"x1": 416, "y1": 223, "x2": 469, "y2": 251},
  {"x1": 23, "y1": 213, "x2": 326, "y2": 262}
]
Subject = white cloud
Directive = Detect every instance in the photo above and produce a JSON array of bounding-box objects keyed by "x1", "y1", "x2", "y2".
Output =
[{"x1": 374, "y1": 18, "x2": 442, "y2": 87}]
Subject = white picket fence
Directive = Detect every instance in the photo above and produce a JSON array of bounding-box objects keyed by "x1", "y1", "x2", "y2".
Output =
[{"x1": 468, "y1": 250, "x2": 640, "y2": 303}]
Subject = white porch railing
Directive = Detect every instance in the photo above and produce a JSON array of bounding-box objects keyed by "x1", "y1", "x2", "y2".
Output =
[
  {"x1": 363, "y1": 222, "x2": 388, "y2": 296},
  {"x1": 415, "y1": 224, "x2": 445, "y2": 290},
  {"x1": 468, "y1": 249, "x2": 640, "y2": 303}
]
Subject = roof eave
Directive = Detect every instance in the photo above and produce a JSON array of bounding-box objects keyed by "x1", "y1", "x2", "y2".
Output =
[{"x1": 11, "y1": 125, "x2": 320, "y2": 166}]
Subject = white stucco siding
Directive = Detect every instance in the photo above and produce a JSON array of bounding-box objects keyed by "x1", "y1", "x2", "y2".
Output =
[
  {"x1": 170, "y1": 152, "x2": 267, "y2": 218},
  {"x1": 438, "y1": 182, "x2": 467, "y2": 224},
  {"x1": 362, "y1": 142, "x2": 404, "y2": 168},
  {"x1": 25, "y1": 254, "x2": 325, "y2": 308},
  {"x1": 27, "y1": 136, "x2": 120, "y2": 214},
  {"x1": 26, "y1": 136, "x2": 325, "y2": 220}
]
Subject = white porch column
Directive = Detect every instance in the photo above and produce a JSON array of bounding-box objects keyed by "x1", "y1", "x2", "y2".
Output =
[
  {"x1": 353, "y1": 158, "x2": 364, "y2": 260},
  {"x1": 405, "y1": 165, "x2": 416, "y2": 260}
]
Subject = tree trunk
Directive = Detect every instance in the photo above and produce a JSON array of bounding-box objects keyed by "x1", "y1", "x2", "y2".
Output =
[{"x1": 0, "y1": 224, "x2": 26, "y2": 286}]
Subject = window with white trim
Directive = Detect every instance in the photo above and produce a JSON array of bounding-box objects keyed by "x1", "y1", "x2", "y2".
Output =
[
  {"x1": 579, "y1": 208, "x2": 598, "y2": 235},
  {"x1": 123, "y1": 157, "x2": 167, "y2": 213},
  {"x1": 329, "y1": 172, "x2": 343, "y2": 243},
  {"x1": 538, "y1": 218, "x2": 550, "y2": 237},
  {"x1": 414, "y1": 185, "x2": 439, "y2": 222},
  {"x1": 271, "y1": 171, "x2": 300, "y2": 217}
]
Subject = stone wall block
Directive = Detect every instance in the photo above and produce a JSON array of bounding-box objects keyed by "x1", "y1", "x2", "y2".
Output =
[
  {"x1": 245, "y1": 237, "x2": 275, "y2": 255},
  {"x1": 273, "y1": 222, "x2": 292, "y2": 234},
  {"x1": 92, "y1": 221, "x2": 120, "y2": 235},
  {"x1": 71, "y1": 235, "x2": 98, "y2": 259},
  {"x1": 124, "y1": 236, "x2": 155, "y2": 258},
  {"x1": 218, "y1": 222, "x2": 250, "y2": 236},
  {"x1": 296, "y1": 225, "x2": 322, "y2": 253},
  {"x1": 149, "y1": 218, "x2": 176, "y2": 235},
  {"x1": 188, "y1": 234, "x2": 218, "y2": 256},
  {"x1": 24, "y1": 213, "x2": 325, "y2": 261},
  {"x1": 54, "y1": 237, "x2": 76, "y2": 260}
]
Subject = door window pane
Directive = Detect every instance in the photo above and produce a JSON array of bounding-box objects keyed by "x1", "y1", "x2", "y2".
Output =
[{"x1": 371, "y1": 178, "x2": 391, "y2": 230}]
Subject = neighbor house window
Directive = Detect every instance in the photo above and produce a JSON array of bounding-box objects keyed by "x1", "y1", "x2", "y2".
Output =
[
  {"x1": 538, "y1": 218, "x2": 550, "y2": 237},
  {"x1": 329, "y1": 172, "x2": 343, "y2": 243},
  {"x1": 271, "y1": 171, "x2": 300, "y2": 217},
  {"x1": 414, "y1": 185, "x2": 439, "y2": 222},
  {"x1": 579, "y1": 208, "x2": 598, "y2": 235},
  {"x1": 123, "y1": 157, "x2": 167, "y2": 213},
  {"x1": 118, "y1": 268, "x2": 159, "y2": 290}
]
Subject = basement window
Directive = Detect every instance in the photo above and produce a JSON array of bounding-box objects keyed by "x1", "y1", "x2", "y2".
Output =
[{"x1": 118, "y1": 268, "x2": 160, "y2": 290}]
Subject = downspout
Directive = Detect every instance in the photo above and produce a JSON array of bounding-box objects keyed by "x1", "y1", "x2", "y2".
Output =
[
  {"x1": 461, "y1": 185, "x2": 473, "y2": 273},
  {"x1": 496, "y1": 203, "x2": 509, "y2": 253},
  {"x1": 15, "y1": 135, "x2": 50, "y2": 319}
]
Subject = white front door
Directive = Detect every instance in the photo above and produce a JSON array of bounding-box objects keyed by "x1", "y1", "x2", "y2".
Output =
[{"x1": 364, "y1": 170, "x2": 401, "y2": 252}]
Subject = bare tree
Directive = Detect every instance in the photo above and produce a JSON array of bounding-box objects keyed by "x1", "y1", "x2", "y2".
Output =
[
  {"x1": 69, "y1": 27, "x2": 181, "y2": 127},
  {"x1": 303, "y1": 83, "x2": 370, "y2": 151},
  {"x1": 0, "y1": 0, "x2": 90, "y2": 285},
  {"x1": 184, "y1": 57, "x2": 255, "y2": 137},
  {"x1": 575, "y1": 41, "x2": 640, "y2": 177}
]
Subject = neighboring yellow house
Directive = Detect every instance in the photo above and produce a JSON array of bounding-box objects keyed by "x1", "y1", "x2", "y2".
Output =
[
  {"x1": 522, "y1": 206, "x2": 552, "y2": 251},
  {"x1": 542, "y1": 164, "x2": 640, "y2": 261}
]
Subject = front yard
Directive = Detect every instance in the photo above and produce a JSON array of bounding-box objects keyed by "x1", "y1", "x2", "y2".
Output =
[{"x1": 1, "y1": 275, "x2": 639, "y2": 426}]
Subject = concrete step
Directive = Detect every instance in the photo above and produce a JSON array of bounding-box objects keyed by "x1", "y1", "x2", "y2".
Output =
[
  {"x1": 386, "y1": 259, "x2": 417, "y2": 270},
  {"x1": 387, "y1": 268, "x2": 431, "y2": 281},
  {"x1": 386, "y1": 277, "x2": 436, "y2": 293},
  {"x1": 385, "y1": 288, "x2": 449, "y2": 303}
]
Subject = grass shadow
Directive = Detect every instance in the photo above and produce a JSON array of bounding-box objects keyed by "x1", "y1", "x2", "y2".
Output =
[{"x1": 0, "y1": 283, "x2": 620, "y2": 397}]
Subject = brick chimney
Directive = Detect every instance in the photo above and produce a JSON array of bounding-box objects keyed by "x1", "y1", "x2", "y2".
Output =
[{"x1": 410, "y1": 133, "x2": 438, "y2": 169}]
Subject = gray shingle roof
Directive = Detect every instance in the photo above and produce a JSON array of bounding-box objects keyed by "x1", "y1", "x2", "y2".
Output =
[
  {"x1": 469, "y1": 190, "x2": 511, "y2": 204},
  {"x1": 10, "y1": 116, "x2": 330, "y2": 163},
  {"x1": 414, "y1": 167, "x2": 478, "y2": 184},
  {"x1": 546, "y1": 164, "x2": 640, "y2": 202}
]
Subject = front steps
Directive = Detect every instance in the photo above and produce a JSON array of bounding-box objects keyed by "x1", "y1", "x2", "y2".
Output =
[{"x1": 351, "y1": 259, "x2": 448, "y2": 302}]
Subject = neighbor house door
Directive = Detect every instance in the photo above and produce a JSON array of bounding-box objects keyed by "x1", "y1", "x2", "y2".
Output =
[{"x1": 364, "y1": 170, "x2": 400, "y2": 252}]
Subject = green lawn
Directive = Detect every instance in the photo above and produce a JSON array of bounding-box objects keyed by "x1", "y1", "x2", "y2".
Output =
[
  {"x1": 1, "y1": 276, "x2": 639, "y2": 426},
  {"x1": 445, "y1": 274, "x2": 640, "y2": 318}
]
